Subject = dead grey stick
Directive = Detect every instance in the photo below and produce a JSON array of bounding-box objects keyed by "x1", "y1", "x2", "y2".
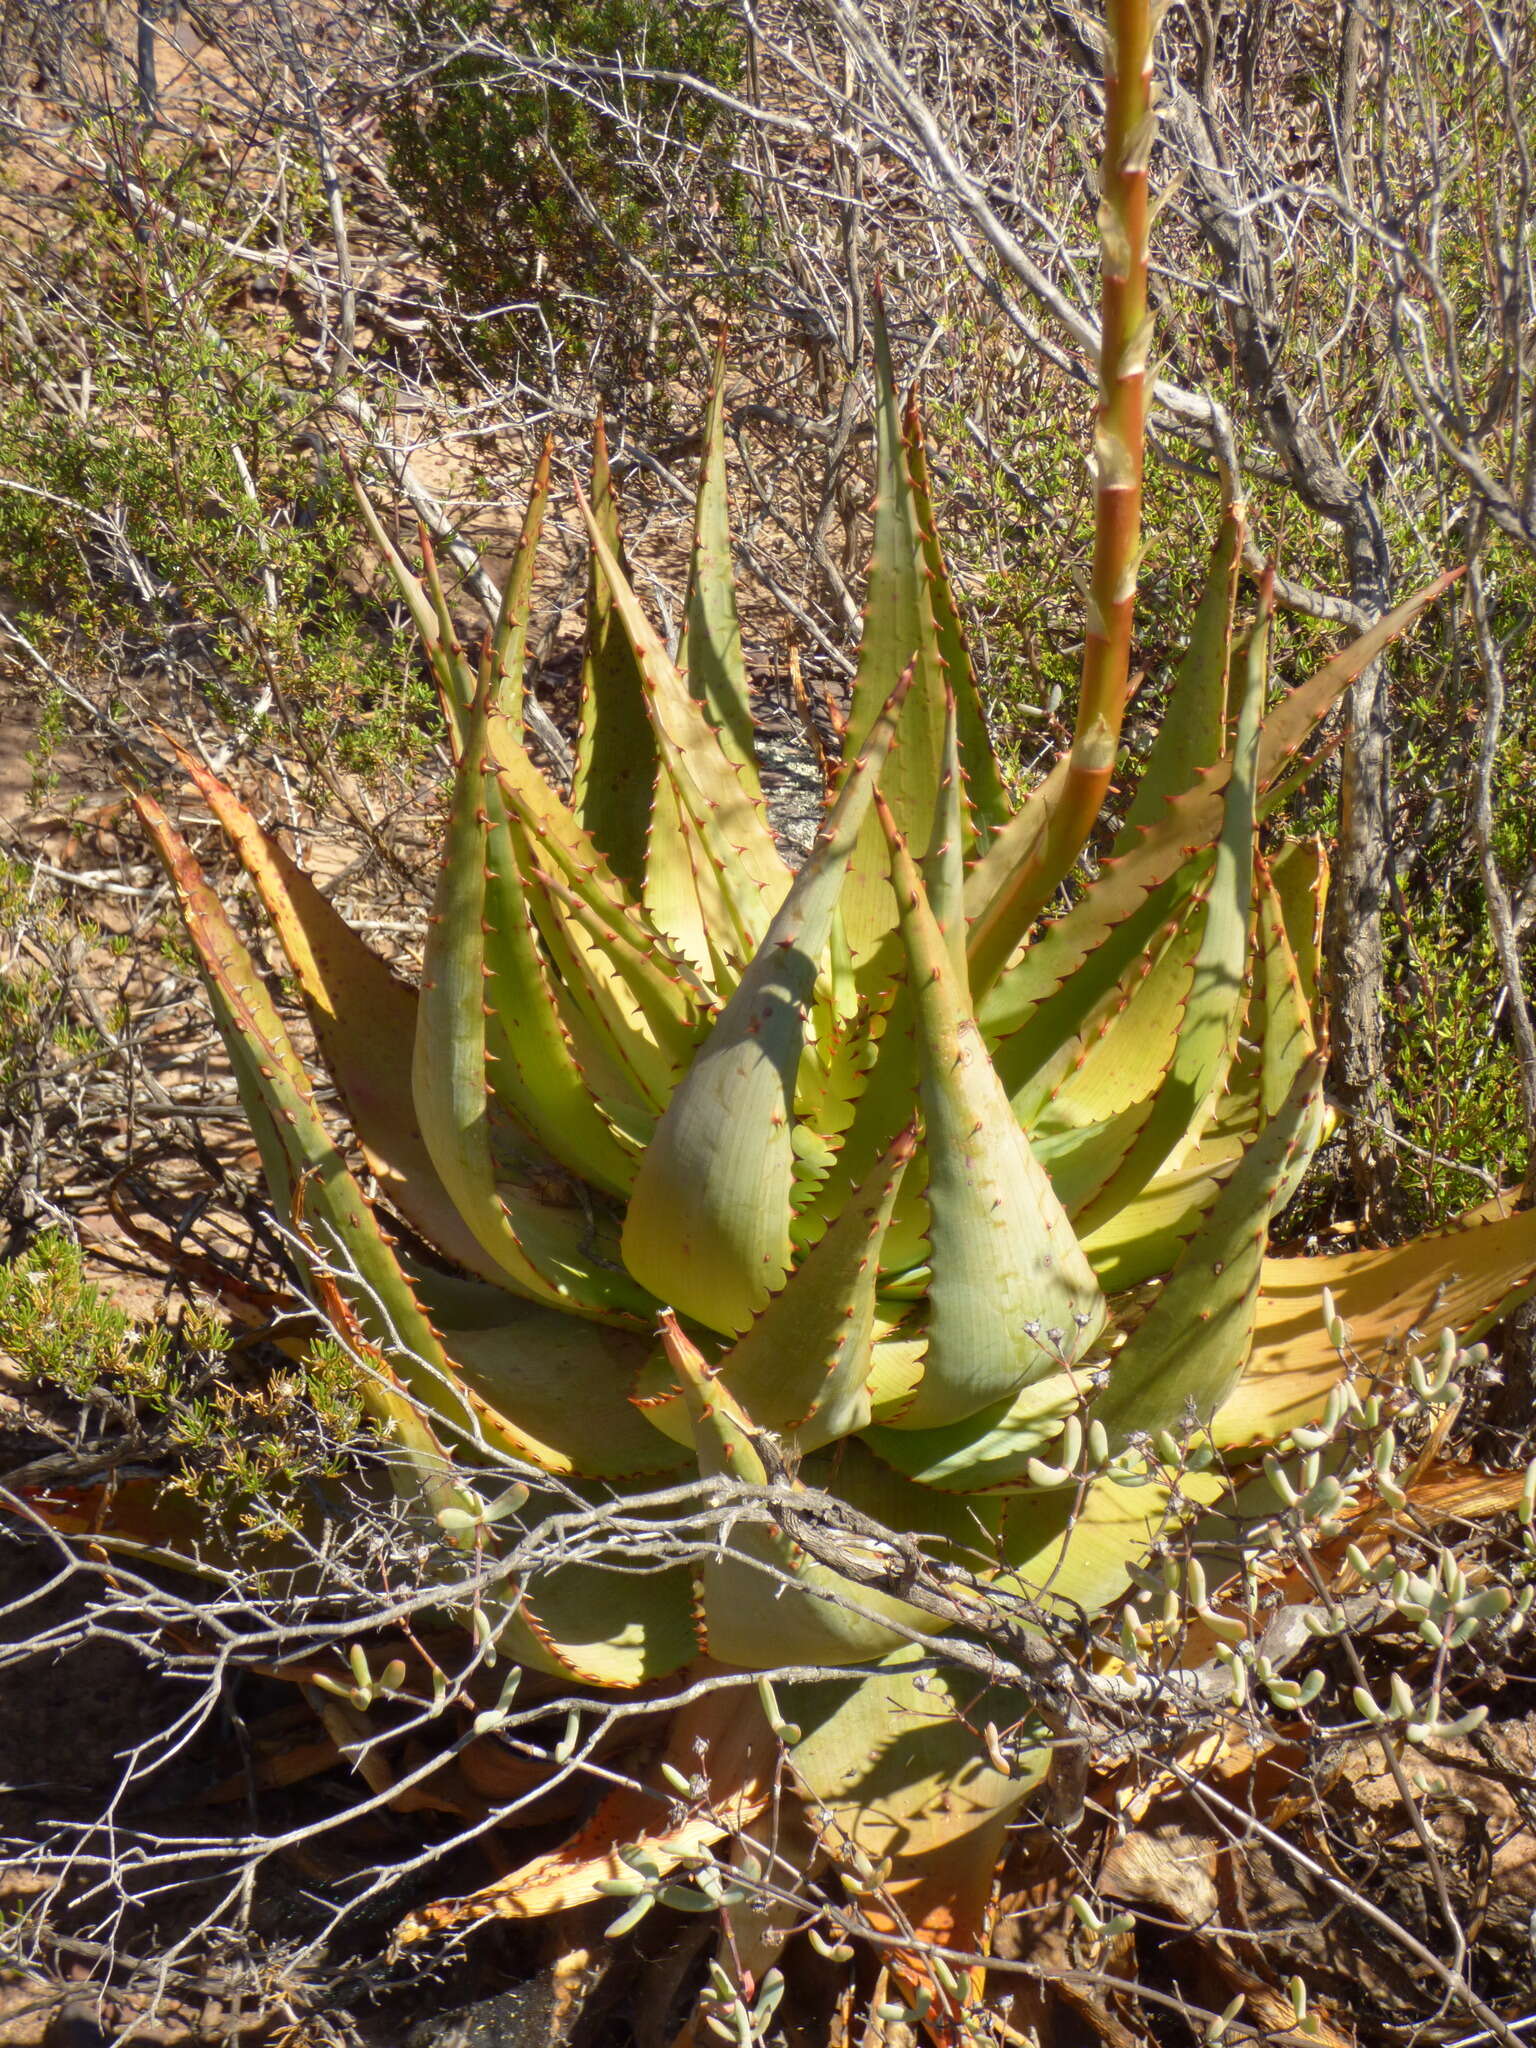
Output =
[{"x1": 1466, "y1": 504, "x2": 1536, "y2": 1168}]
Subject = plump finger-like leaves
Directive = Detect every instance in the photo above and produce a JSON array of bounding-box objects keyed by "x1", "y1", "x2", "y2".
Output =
[{"x1": 999, "y1": 1465, "x2": 1228, "y2": 1625}]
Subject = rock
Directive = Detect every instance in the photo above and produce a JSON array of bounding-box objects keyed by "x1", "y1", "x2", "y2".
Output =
[
  {"x1": 43, "y1": 2000, "x2": 110, "y2": 2047},
  {"x1": 404, "y1": 1979, "x2": 558, "y2": 2048}
]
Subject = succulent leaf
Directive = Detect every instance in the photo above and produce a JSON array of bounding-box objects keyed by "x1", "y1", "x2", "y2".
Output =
[
  {"x1": 961, "y1": 750, "x2": 1075, "y2": 1003},
  {"x1": 623, "y1": 676, "x2": 910, "y2": 1335},
  {"x1": 1219, "y1": 1193, "x2": 1536, "y2": 1447},
  {"x1": 879, "y1": 791, "x2": 1107, "y2": 1427},
  {"x1": 577, "y1": 487, "x2": 790, "y2": 981},
  {"x1": 484, "y1": 434, "x2": 551, "y2": 730},
  {"x1": 573, "y1": 417, "x2": 659, "y2": 893},
  {"x1": 681, "y1": 336, "x2": 760, "y2": 785},
  {"x1": 986, "y1": 866, "x2": 1196, "y2": 1102},
  {"x1": 1091, "y1": 1055, "x2": 1325, "y2": 1451},
  {"x1": 978, "y1": 781, "x2": 1223, "y2": 1046},
  {"x1": 788, "y1": 1650, "x2": 1046, "y2": 2005},
  {"x1": 415, "y1": 697, "x2": 650, "y2": 1320},
  {"x1": 130, "y1": 795, "x2": 480, "y2": 1474},
  {"x1": 1120, "y1": 505, "x2": 1242, "y2": 833},
  {"x1": 513, "y1": 841, "x2": 707, "y2": 1107},
  {"x1": 1069, "y1": 597, "x2": 1269, "y2": 1238},
  {"x1": 346, "y1": 464, "x2": 469, "y2": 756},
  {"x1": 1256, "y1": 846, "x2": 1325, "y2": 1129},
  {"x1": 864, "y1": 1369, "x2": 1082, "y2": 1491},
  {"x1": 1077, "y1": 846, "x2": 1323, "y2": 1291},
  {"x1": 903, "y1": 392, "x2": 1011, "y2": 847},
  {"x1": 712, "y1": 1128, "x2": 916, "y2": 1450},
  {"x1": 417, "y1": 525, "x2": 479, "y2": 739},
  {"x1": 444, "y1": 1306, "x2": 690, "y2": 1479},
  {"x1": 472, "y1": 698, "x2": 649, "y2": 1191},
  {"x1": 660, "y1": 1316, "x2": 932, "y2": 1666},
  {"x1": 838, "y1": 299, "x2": 949, "y2": 963},
  {"x1": 159, "y1": 742, "x2": 521, "y2": 1289},
  {"x1": 921, "y1": 683, "x2": 969, "y2": 989},
  {"x1": 968, "y1": 569, "x2": 1459, "y2": 1007},
  {"x1": 1021, "y1": 888, "x2": 1209, "y2": 1210}
]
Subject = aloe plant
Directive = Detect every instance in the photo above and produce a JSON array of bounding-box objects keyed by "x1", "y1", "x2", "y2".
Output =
[{"x1": 117, "y1": 0, "x2": 1536, "y2": 2012}]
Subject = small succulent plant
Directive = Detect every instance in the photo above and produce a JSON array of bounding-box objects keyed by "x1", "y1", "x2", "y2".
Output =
[{"x1": 118, "y1": 0, "x2": 1536, "y2": 2012}]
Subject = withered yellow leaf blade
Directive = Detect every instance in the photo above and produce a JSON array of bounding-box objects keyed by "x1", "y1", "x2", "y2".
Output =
[
  {"x1": 1216, "y1": 1193, "x2": 1536, "y2": 1447},
  {"x1": 393, "y1": 1685, "x2": 773, "y2": 1940}
]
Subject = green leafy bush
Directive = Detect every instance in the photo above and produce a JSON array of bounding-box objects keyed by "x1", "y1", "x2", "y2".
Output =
[
  {"x1": 0, "y1": 1230, "x2": 176, "y2": 1403},
  {"x1": 382, "y1": 0, "x2": 755, "y2": 389},
  {"x1": 0, "y1": 1225, "x2": 366, "y2": 1525},
  {"x1": 0, "y1": 166, "x2": 431, "y2": 775},
  {"x1": 1385, "y1": 564, "x2": 1536, "y2": 1219}
]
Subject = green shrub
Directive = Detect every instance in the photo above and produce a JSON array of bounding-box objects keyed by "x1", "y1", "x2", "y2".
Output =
[
  {"x1": 0, "y1": 1229, "x2": 180, "y2": 1405},
  {"x1": 382, "y1": 0, "x2": 756, "y2": 392},
  {"x1": 0, "y1": 165, "x2": 433, "y2": 776},
  {"x1": 0, "y1": 1225, "x2": 366, "y2": 1526}
]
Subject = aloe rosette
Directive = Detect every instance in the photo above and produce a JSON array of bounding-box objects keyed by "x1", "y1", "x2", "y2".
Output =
[
  {"x1": 127, "y1": 322, "x2": 1536, "y2": 1974},
  {"x1": 118, "y1": 10, "x2": 1536, "y2": 1987}
]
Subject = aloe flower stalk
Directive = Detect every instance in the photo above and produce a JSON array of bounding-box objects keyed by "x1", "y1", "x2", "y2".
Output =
[{"x1": 967, "y1": 0, "x2": 1155, "y2": 992}]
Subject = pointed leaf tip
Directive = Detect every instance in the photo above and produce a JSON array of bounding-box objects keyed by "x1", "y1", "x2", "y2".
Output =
[
  {"x1": 623, "y1": 677, "x2": 913, "y2": 1334},
  {"x1": 875, "y1": 791, "x2": 1107, "y2": 1430}
]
